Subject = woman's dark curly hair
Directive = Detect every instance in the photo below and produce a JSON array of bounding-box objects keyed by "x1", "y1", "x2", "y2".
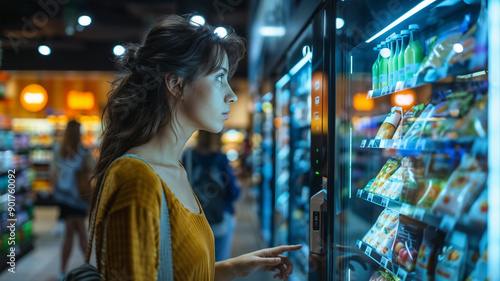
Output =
[{"x1": 89, "y1": 14, "x2": 245, "y2": 219}]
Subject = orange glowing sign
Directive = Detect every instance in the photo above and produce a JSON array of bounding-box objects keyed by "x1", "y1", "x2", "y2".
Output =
[
  {"x1": 67, "y1": 90, "x2": 95, "y2": 110},
  {"x1": 392, "y1": 89, "x2": 416, "y2": 108},
  {"x1": 20, "y1": 84, "x2": 48, "y2": 112},
  {"x1": 353, "y1": 93, "x2": 374, "y2": 111}
]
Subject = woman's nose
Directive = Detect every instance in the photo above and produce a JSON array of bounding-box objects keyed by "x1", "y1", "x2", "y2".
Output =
[{"x1": 226, "y1": 87, "x2": 238, "y2": 104}]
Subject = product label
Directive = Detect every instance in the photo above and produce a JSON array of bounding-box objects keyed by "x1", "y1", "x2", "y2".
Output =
[
  {"x1": 405, "y1": 63, "x2": 421, "y2": 78},
  {"x1": 398, "y1": 69, "x2": 405, "y2": 81},
  {"x1": 379, "y1": 74, "x2": 388, "y2": 83},
  {"x1": 383, "y1": 110, "x2": 402, "y2": 127},
  {"x1": 373, "y1": 76, "x2": 379, "y2": 88},
  {"x1": 389, "y1": 72, "x2": 395, "y2": 83}
]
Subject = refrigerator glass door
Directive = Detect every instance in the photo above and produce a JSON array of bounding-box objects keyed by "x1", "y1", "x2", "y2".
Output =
[{"x1": 333, "y1": 1, "x2": 490, "y2": 280}]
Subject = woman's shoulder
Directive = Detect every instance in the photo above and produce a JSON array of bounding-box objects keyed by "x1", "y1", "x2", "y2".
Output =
[{"x1": 101, "y1": 156, "x2": 162, "y2": 210}]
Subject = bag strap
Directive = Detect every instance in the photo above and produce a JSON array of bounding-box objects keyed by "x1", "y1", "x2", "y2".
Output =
[{"x1": 85, "y1": 154, "x2": 174, "y2": 281}]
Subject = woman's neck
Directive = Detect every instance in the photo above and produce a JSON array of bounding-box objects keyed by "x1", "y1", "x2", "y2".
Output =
[{"x1": 127, "y1": 123, "x2": 195, "y2": 168}]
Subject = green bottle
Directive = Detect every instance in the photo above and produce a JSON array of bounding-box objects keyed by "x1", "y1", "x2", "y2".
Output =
[
  {"x1": 379, "y1": 41, "x2": 389, "y2": 88},
  {"x1": 387, "y1": 37, "x2": 394, "y2": 86},
  {"x1": 404, "y1": 24, "x2": 424, "y2": 79},
  {"x1": 372, "y1": 45, "x2": 380, "y2": 90},
  {"x1": 392, "y1": 35, "x2": 400, "y2": 83},
  {"x1": 398, "y1": 30, "x2": 409, "y2": 82}
]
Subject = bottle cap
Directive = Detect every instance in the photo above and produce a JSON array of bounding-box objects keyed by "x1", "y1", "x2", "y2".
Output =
[
  {"x1": 409, "y1": 24, "x2": 419, "y2": 30},
  {"x1": 401, "y1": 30, "x2": 410, "y2": 35}
]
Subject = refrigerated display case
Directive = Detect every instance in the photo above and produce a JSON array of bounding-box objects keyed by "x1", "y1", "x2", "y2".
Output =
[
  {"x1": 329, "y1": 0, "x2": 496, "y2": 280},
  {"x1": 273, "y1": 24, "x2": 314, "y2": 281}
]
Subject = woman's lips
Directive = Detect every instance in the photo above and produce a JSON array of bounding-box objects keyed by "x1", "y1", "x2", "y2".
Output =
[{"x1": 222, "y1": 112, "x2": 229, "y2": 120}]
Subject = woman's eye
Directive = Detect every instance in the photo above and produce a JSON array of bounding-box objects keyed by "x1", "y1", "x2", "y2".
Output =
[{"x1": 217, "y1": 75, "x2": 223, "y2": 83}]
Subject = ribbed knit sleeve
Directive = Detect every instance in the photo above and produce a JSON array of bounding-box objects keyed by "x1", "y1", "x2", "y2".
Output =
[{"x1": 95, "y1": 158, "x2": 163, "y2": 280}]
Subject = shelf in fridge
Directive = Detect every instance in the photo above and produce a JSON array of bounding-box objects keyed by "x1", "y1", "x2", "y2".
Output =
[
  {"x1": 359, "y1": 137, "x2": 486, "y2": 152},
  {"x1": 355, "y1": 240, "x2": 413, "y2": 281},
  {"x1": 368, "y1": 65, "x2": 487, "y2": 99},
  {"x1": 356, "y1": 189, "x2": 486, "y2": 237}
]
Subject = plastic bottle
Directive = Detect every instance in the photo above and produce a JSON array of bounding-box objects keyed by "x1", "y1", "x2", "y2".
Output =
[
  {"x1": 387, "y1": 37, "x2": 394, "y2": 86},
  {"x1": 379, "y1": 41, "x2": 389, "y2": 88},
  {"x1": 398, "y1": 30, "x2": 409, "y2": 82},
  {"x1": 372, "y1": 44, "x2": 380, "y2": 90},
  {"x1": 404, "y1": 24, "x2": 424, "y2": 79},
  {"x1": 392, "y1": 34, "x2": 400, "y2": 83}
]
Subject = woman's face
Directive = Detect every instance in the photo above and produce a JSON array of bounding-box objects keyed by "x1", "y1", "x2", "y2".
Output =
[{"x1": 179, "y1": 53, "x2": 237, "y2": 133}]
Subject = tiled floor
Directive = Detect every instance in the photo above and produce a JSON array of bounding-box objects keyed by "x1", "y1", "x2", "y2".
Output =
[{"x1": 0, "y1": 188, "x2": 276, "y2": 281}]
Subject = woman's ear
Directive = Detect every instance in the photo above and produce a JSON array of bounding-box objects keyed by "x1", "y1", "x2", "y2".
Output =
[{"x1": 165, "y1": 73, "x2": 184, "y2": 98}]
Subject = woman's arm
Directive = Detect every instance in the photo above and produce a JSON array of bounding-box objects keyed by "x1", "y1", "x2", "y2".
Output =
[{"x1": 214, "y1": 245, "x2": 302, "y2": 281}]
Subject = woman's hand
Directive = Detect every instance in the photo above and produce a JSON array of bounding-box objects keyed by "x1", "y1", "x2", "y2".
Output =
[{"x1": 215, "y1": 244, "x2": 302, "y2": 281}]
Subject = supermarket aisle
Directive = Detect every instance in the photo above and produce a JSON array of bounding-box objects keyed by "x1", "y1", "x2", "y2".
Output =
[{"x1": 0, "y1": 187, "x2": 275, "y2": 281}]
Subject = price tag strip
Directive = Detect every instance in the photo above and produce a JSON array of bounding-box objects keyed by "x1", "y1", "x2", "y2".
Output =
[
  {"x1": 368, "y1": 139, "x2": 376, "y2": 148},
  {"x1": 414, "y1": 208, "x2": 425, "y2": 221},
  {"x1": 397, "y1": 266, "x2": 408, "y2": 280},
  {"x1": 364, "y1": 246, "x2": 372, "y2": 256},
  {"x1": 367, "y1": 193, "x2": 374, "y2": 202},
  {"x1": 357, "y1": 189, "x2": 363, "y2": 198},
  {"x1": 361, "y1": 139, "x2": 367, "y2": 148},
  {"x1": 381, "y1": 197, "x2": 389, "y2": 207},
  {"x1": 379, "y1": 139, "x2": 387, "y2": 148},
  {"x1": 400, "y1": 203, "x2": 411, "y2": 216},
  {"x1": 381, "y1": 257, "x2": 389, "y2": 268},
  {"x1": 439, "y1": 215, "x2": 457, "y2": 232}
]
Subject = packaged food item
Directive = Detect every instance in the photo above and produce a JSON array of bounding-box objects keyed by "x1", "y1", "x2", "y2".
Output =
[
  {"x1": 400, "y1": 103, "x2": 425, "y2": 137},
  {"x1": 362, "y1": 209, "x2": 399, "y2": 257},
  {"x1": 446, "y1": 24, "x2": 477, "y2": 66},
  {"x1": 465, "y1": 248, "x2": 488, "y2": 281},
  {"x1": 400, "y1": 156, "x2": 425, "y2": 205},
  {"x1": 403, "y1": 104, "x2": 435, "y2": 141},
  {"x1": 369, "y1": 270, "x2": 399, "y2": 281},
  {"x1": 435, "y1": 231, "x2": 468, "y2": 281},
  {"x1": 376, "y1": 107, "x2": 403, "y2": 139},
  {"x1": 467, "y1": 188, "x2": 488, "y2": 226},
  {"x1": 362, "y1": 209, "x2": 392, "y2": 246},
  {"x1": 416, "y1": 178, "x2": 447, "y2": 210},
  {"x1": 367, "y1": 156, "x2": 402, "y2": 193},
  {"x1": 432, "y1": 154, "x2": 486, "y2": 217},
  {"x1": 379, "y1": 166, "x2": 404, "y2": 199},
  {"x1": 417, "y1": 14, "x2": 471, "y2": 75},
  {"x1": 415, "y1": 227, "x2": 446, "y2": 281},
  {"x1": 392, "y1": 215, "x2": 426, "y2": 272}
]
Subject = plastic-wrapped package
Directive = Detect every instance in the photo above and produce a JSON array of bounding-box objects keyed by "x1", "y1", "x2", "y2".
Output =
[
  {"x1": 403, "y1": 104, "x2": 435, "y2": 141},
  {"x1": 446, "y1": 24, "x2": 478, "y2": 66},
  {"x1": 416, "y1": 178, "x2": 447, "y2": 210},
  {"x1": 435, "y1": 231, "x2": 468, "y2": 281},
  {"x1": 362, "y1": 209, "x2": 399, "y2": 257},
  {"x1": 467, "y1": 188, "x2": 488, "y2": 226},
  {"x1": 416, "y1": 14, "x2": 471, "y2": 76},
  {"x1": 415, "y1": 226, "x2": 446, "y2": 281},
  {"x1": 400, "y1": 103, "x2": 425, "y2": 138},
  {"x1": 392, "y1": 215, "x2": 426, "y2": 272},
  {"x1": 379, "y1": 166, "x2": 404, "y2": 199},
  {"x1": 400, "y1": 156, "x2": 425, "y2": 205},
  {"x1": 432, "y1": 154, "x2": 486, "y2": 217},
  {"x1": 367, "y1": 156, "x2": 402, "y2": 194}
]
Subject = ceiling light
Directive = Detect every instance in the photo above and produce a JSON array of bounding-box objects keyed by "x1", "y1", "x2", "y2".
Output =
[
  {"x1": 190, "y1": 15, "x2": 205, "y2": 26},
  {"x1": 214, "y1": 27, "x2": 227, "y2": 38},
  {"x1": 78, "y1": 15, "x2": 92, "y2": 26},
  {"x1": 259, "y1": 26, "x2": 286, "y2": 36},
  {"x1": 113, "y1": 45, "x2": 125, "y2": 56},
  {"x1": 38, "y1": 45, "x2": 51, "y2": 55},
  {"x1": 336, "y1": 18, "x2": 345, "y2": 29}
]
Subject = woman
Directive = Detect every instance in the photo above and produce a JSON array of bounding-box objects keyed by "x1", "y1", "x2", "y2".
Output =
[
  {"x1": 182, "y1": 131, "x2": 241, "y2": 262},
  {"x1": 89, "y1": 15, "x2": 301, "y2": 281},
  {"x1": 51, "y1": 120, "x2": 91, "y2": 280}
]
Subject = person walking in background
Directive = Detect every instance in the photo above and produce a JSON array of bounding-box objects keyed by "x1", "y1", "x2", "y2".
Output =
[
  {"x1": 51, "y1": 120, "x2": 93, "y2": 280},
  {"x1": 182, "y1": 130, "x2": 241, "y2": 262}
]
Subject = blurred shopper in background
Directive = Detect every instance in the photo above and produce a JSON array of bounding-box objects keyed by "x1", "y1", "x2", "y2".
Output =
[
  {"x1": 51, "y1": 120, "x2": 93, "y2": 280},
  {"x1": 84, "y1": 14, "x2": 301, "y2": 281},
  {"x1": 182, "y1": 130, "x2": 241, "y2": 261}
]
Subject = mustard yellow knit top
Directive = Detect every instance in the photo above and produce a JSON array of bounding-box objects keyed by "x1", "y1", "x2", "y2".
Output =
[{"x1": 94, "y1": 157, "x2": 215, "y2": 281}]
